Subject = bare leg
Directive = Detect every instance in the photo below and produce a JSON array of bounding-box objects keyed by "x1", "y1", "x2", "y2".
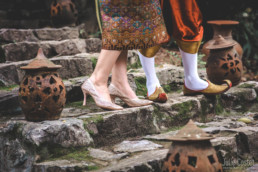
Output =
[
  {"x1": 111, "y1": 50, "x2": 137, "y2": 99},
  {"x1": 89, "y1": 49, "x2": 122, "y2": 102}
]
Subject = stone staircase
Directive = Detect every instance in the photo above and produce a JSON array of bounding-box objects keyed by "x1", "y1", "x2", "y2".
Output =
[{"x1": 1, "y1": 27, "x2": 258, "y2": 172}]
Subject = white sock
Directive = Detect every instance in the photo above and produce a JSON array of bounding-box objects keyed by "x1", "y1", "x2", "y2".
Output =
[
  {"x1": 138, "y1": 51, "x2": 161, "y2": 95},
  {"x1": 180, "y1": 48, "x2": 208, "y2": 90}
]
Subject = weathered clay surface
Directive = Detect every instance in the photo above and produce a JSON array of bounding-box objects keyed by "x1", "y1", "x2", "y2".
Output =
[{"x1": 113, "y1": 140, "x2": 163, "y2": 153}]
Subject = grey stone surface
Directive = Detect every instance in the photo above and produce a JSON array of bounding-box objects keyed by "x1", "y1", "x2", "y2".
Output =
[
  {"x1": 0, "y1": 53, "x2": 96, "y2": 86},
  {"x1": 0, "y1": 88, "x2": 20, "y2": 115},
  {"x1": 0, "y1": 27, "x2": 79, "y2": 42},
  {"x1": 247, "y1": 164, "x2": 258, "y2": 172},
  {"x1": 2, "y1": 39, "x2": 89, "y2": 62},
  {"x1": 95, "y1": 149, "x2": 168, "y2": 172},
  {"x1": 113, "y1": 140, "x2": 163, "y2": 153},
  {"x1": 143, "y1": 131, "x2": 178, "y2": 141},
  {"x1": 33, "y1": 160, "x2": 95, "y2": 172},
  {"x1": 21, "y1": 118, "x2": 93, "y2": 147},
  {"x1": 0, "y1": 137, "x2": 35, "y2": 172},
  {"x1": 85, "y1": 38, "x2": 102, "y2": 53},
  {"x1": 89, "y1": 148, "x2": 128, "y2": 161},
  {"x1": 80, "y1": 105, "x2": 157, "y2": 147}
]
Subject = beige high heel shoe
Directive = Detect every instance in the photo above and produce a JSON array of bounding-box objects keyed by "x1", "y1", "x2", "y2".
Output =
[
  {"x1": 108, "y1": 83, "x2": 153, "y2": 107},
  {"x1": 81, "y1": 79, "x2": 123, "y2": 110}
]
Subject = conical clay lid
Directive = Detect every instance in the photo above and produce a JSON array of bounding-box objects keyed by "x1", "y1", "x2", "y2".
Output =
[
  {"x1": 168, "y1": 119, "x2": 214, "y2": 141},
  {"x1": 21, "y1": 48, "x2": 62, "y2": 70},
  {"x1": 206, "y1": 35, "x2": 236, "y2": 50}
]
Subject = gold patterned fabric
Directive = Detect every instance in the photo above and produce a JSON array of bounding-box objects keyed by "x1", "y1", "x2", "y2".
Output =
[{"x1": 99, "y1": 0, "x2": 169, "y2": 50}]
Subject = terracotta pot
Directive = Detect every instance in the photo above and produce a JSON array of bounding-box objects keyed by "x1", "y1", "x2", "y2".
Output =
[
  {"x1": 206, "y1": 36, "x2": 243, "y2": 86},
  {"x1": 19, "y1": 48, "x2": 66, "y2": 121},
  {"x1": 50, "y1": 0, "x2": 78, "y2": 27},
  {"x1": 162, "y1": 120, "x2": 223, "y2": 172},
  {"x1": 202, "y1": 20, "x2": 243, "y2": 61}
]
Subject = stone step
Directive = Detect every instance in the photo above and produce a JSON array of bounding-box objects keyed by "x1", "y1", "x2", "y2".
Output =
[
  {"x1": 0, "y1": 27, "x2": 79, "y2": 43},
  {"x1": 0, "y1": 53, "x2": 98, "y2": 86},
  {"x1": 1, "y1": 38, "x2": 101, "y2": 62},
  {"x1": 0, "y1": 64, "x2": 197, "y2": 115},
  {"x1": 0, "y1": 80, "x2": 258, "y2": 171}
]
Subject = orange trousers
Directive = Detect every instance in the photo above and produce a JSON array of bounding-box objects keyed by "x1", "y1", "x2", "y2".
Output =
[{"x1": 140, "y1": 0, "x2": 203, "y2": 57}]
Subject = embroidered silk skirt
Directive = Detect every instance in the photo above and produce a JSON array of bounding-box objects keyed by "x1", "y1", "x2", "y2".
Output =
[{"x1": 99, "y1": 0, "x2": 169, "y2": 50}]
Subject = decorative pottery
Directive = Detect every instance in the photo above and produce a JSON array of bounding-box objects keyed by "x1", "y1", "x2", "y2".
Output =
[
  {"x1": 206, "y1": 35, "x2": 243, "y2": 86},
  {"x1": 19, "y1": 48, "x2": 66, "y2": 121},
  {"x1": 50, "y1": 0, "x2": 78, "y2": 27},
  {"x1": 162, "y1": 120, "x2": 223, "y2": 172},
  {"x1": 202, "y1": 20, "x2": 243, "y2": 61}
]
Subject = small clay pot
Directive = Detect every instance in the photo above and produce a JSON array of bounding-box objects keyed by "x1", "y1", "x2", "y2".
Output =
[
  {"x1": 202, "y1": 20, "x2": 243, "y2": 61},
  {"x1": 19, "y1": 48, "x2": 66, "y2": 121},
  {"x1": 206, "y1": 36, "x2": 243, "y2": 86}
]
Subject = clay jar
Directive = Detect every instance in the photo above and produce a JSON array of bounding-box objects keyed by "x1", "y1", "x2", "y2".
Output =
[
  {"x1": 206, "y1": 35, "x2": 243, "y2": 86},
  {"x1": 19, "y1": 48, "x2": 66, "y2": 121},
  {"x1": 202, "y1": 20, "x2": 243, "y2": 61},
  {"x1": 162, "y1": 120, "x2": 223, "y2": 172},
  {"x1": 50, "y1": 0, "x2": 78, "y2": 27}
]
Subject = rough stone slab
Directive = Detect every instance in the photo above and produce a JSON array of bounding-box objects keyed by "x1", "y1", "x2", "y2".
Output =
[
  {"x1": 15, "y1": 118, "x2": 93, "y2": 147},
  {"x1": 0, "y1": 53, "x2": 96, "y2": 86},
  {"x1": 0, "y1": 136, "x2": 35, "y2": 172},
  {"x1": 33, "y1": 160, "x2": 95, "y2": 172},
  {"x1": 0, "y1": 89, "x2": 20, "y2": 116},
  {"x1": 0, "y1": 27, "x2": 79, "y2": 42},
  {"x1": 247, "y1": 164, "x2": 258, "y2": 172},
  {"x1": 85, "y1": 38, "x2": 102, "y2": 53},
  {"x1": 233, "y1": 127, "x2": 258, "y2": 160},
  {"x1": 113, "y1": 140, "x2": 163, "y2": 153},
  {"x1": 94, "y1": 149, "x2": 168, "y2": 172},
  {"x1": 2, "y1": 38, "x2": 101, "y2": 62},
  {"x1": 89, "y1": 148, "x2": 128, "y2": 162},
  {"x1": 80, "y1": 105, "x2": 158, "y2": 147},
  {"x1": 143, "y1": 131, "x2": 178, "y2": 141},
  {"x1": 153, "y1": 93, "x2": 203, "y2": 131},
  {"x1": 212, "y1": 136, "x2": 238, "y2": 164}
]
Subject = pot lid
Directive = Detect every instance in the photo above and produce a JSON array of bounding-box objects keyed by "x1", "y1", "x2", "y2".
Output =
[
  {"x1": 167, "y1": 119, "x2": 214, "y2": 141},
  {"x1": 20, "y1": 48, "x2": 62, "y2": 70},
  {"x1": 206, "y1": 35, "x2": 236, "y2": 49},
  {"x1": 207, "y1": 20, "x2": 239, "y2": 25}
]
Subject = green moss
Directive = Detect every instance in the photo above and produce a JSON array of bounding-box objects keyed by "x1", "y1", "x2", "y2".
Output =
[
  {"x1": 237, "y1": 83, "x2": 255, "y2": 88},
  {"x1": 91, "y1": 57, "x2": 98, "y2": 70},
  {"x1": 214, "y1": 95, "x2": 224, "y2": 114},
  {"x1": 37, "y1": 145, "x2": 93, "y2": 163},
  {"x1": 135, "y1": 76, "x2": 147, "y2": 96},
  {"x1": 83, "y1": 115, "x2": 104, "y2": 131},
  {"x1": 172, "y1": 101, "x2": 194, "y2": 117},
  {"x1": 0, "y1": 84, "x2": 19, "y2": 91}
]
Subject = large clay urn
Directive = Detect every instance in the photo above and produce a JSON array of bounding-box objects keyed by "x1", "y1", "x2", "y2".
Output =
[
  {"x1": 19, "y1": 48, "x2": 66, "y2": 121},
  {"x1": 206, "y1": 35, "x2": 243, "y2": 86},
  {"x1": 202, "y1": 20, "x2": 243, "y2": 61},
  {"x1": 50, "y1": 0, "x2": 78, "y2": 27},
  {"x1": 162, "y1": 120, "x2": 223, "y2": 172}
]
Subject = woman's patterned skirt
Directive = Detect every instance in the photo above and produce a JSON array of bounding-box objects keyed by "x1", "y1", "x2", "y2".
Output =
[{"x1": 99, "y1": 0, "x2": 169, "y2": 50}]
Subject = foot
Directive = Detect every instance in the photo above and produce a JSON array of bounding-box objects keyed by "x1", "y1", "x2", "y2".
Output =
[
  {"x1": 89, "y1": 77, "x2": 112, "y2": 102},
  {"x1": 183, "y1": 79, "x2": 232, "y2": 96},
  {"x1": 111, "y1": 81, "x2": 137, "y2": 99},
  {"x1": 147, "y1": 86, "x2": 168, "y2": 103}
]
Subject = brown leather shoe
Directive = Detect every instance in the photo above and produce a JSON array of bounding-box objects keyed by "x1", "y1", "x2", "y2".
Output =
[
  {"x1": 147, "y1": 86, "x2": 168, "y2": 103},
  {"x1": 183, "y1": 80, "x2": 232, "y2": 96}
]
